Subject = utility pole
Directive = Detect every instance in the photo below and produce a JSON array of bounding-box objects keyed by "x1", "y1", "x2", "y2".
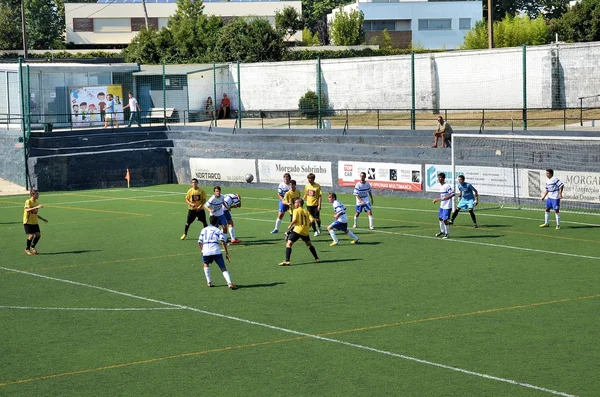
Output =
[
  {"x1": 21, "y1": 0, "x2": 28, "y2": 58},
  {"x1": 142, "y1": 0, "x2": 149, "y2": 29},
  {"x1": 487, "y1": 0, "x2": 494, "y2": 49}
]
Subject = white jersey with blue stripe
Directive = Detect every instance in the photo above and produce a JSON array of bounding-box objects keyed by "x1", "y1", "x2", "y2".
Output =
[
  {"x1": 439, "y1": 183, "x2": 454, "y2": 209},
  {"x1": 223, "y1": 194, "x2": 240, "y2": 211},
  {"x1": 333, "y1": 199, "x2": 348, "y2": 223},
  {"x1": 277, "y1": 182, "x2": 291, "y2": 200},
  {"x1": 199, "y1": 225, "x2": 226, "y2": 256},
  {"x1": 353, "y1": 181, "x2": 372, "y2": 204},
  {"x1": 206, "y1": 194, "x2": 225, "y2": 216},
  {"x1": 545, "y1": 176, "x2": 564, "y2": 199},
  {"x1": 458, "y1": 182, "x2": 476, "y2": 200}
]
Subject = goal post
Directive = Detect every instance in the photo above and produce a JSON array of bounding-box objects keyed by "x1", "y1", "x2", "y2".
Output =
[{"x1": 450, "y1": 134, "x2": 600, "y2": 215}]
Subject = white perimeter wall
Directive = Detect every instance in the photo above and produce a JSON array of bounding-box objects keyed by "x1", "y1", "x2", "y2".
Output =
[{"x1": 232, "y1": 42, "x2": 600, "y2": 111}]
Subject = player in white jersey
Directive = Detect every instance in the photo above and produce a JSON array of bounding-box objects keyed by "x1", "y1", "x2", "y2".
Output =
[
  {"x1": 353, "y1": 172, "x2": 374, "y2": 229},
  {"x1": 271, "y1": 173, "x2": 292, "y2": 233},
  {"x1": 432, "y1": 172, "x2": 455, "y2": 239},
  {"x1": 540, "y1": 169, "x2": 564, "y2": 229},
  {"x1": 204, "y1": 186, "x2": 228, "y2": 237},
  {"x1": 198, "y1": 215, "x2": 236, "y2": 289},
  {"x1": 327, "y1": 193, "x2": 360, "y2": 246},
  {"x1": 223, "y1": 193, "x2": 242, "y2": 244}
]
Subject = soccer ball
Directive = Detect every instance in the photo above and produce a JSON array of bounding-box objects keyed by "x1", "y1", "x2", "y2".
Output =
[{"x1": 245, "y1": 174, "x2": 254, "y2": 183}]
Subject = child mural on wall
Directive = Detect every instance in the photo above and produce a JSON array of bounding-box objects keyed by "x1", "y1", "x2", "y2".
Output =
[{"x1": 97, "y1": 92, "x2": 106, "y2": 121}]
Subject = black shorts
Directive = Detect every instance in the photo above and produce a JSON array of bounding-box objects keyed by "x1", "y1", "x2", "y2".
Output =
[
  {"x1": 306, "y1": 205, "x2": 320, "y2": 220},
  {"x1": 24, "y1": 224, "x2": 40, "y2": 234},
  {"x1": 187, "y1": 209, "x2": 207, "y2": 225},
  {"x1": 288, "y1": 231, "x2": 310, "y2": 243}
]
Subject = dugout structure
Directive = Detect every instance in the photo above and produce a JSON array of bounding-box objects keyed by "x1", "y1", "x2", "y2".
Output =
[{"x1": 450, "y1": 134, "x2": 600, "y2": 214}]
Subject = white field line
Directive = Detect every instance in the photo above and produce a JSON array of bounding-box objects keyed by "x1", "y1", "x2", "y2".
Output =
[
  {"x1": 233, "y1": 215, "x2": 600, "y2": 261},
  {"x1": 0, "y1": 266, "x2": 578, "y2": 397},
  {"x1": 0, "y1": 305, "x2": 182, "y2": 311}
]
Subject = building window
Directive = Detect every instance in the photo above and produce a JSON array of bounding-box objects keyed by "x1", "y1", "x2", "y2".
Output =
[
  {"x1": 73, "y1": 18, "x2": 94, "y2": 32},
  {"x1": 131, "y1": 18, "x2": 159, "y2": 31},
  {"x1": 364, "y1": 21, "x2": 396, "y2": 32},
  {"x1": 418, "y1": 19, "x2": 452, "y2": 31},
  {"x1": 459, "y1": 18, "x2": 471, "y2": 30}
]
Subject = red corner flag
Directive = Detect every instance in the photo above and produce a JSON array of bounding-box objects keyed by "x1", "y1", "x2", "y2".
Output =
[{"x1": 125, "y1": 169, "x2": 131, "y2": 188}]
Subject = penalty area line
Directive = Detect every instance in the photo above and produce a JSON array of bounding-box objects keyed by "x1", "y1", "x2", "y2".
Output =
[
  {"x1": 0, "y1": 266, "x2": 578, "y2": 397},
  {"x1": 0, "y1": 305, "x2": 182, "y2": 311}
]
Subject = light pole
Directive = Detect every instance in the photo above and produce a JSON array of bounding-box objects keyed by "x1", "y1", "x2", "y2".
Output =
[
  {"x1": 21, "y1": 0, "x2": 28, "y2": 58},
  {"x1": 487, "y1": 0, "x2": 494, "y2": 49}
]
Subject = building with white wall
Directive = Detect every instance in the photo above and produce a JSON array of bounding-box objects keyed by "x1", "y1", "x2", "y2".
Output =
[
  {"x1": 328, "y1": 0, "x2": 482, "y2": 50},
  {"x1": 65, "y1": 0, "x2": 302, "y2": 47}
]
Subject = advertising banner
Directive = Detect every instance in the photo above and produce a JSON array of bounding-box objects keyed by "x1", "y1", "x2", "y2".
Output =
[
  {"x1": 424, "y1": 164, "x2": 521, "y2": 197},
  {"x1": 190, "y1": 158, "x2": 256, "y2": 183},
  {"x1": 338, "y1": 161, "x2": 422, "y2": 191},
  {"x1": 69, "y1": 85, "x2": 124, "y2": 127},
  {"x1": 522, "y1": 169, "x2": 600, "y2": 203},
  {"x1": 258, "y1": 160, "x2": 333, "y2": 186}
]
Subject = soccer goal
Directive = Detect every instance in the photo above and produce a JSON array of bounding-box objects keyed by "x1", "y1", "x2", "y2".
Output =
[{"x1": 451, "y1": 134, "x2": 600, "y2": 215}]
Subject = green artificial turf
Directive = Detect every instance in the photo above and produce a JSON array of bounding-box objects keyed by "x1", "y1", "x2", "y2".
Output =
[{"x1": 1, "y1": 185, "x2": 598, "y2": 396}]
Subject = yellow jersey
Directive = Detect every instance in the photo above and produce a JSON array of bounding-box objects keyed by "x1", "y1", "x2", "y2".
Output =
[
  {"x1": 303, "y1": 182, "x2": 322, "y2": 206},
  {"x1": 23, "y1": 198, "x2": 39, "y2": 225},
  {"x1": 291, "y1": 207, "x2": 311, "y2": 236},
  {"x1": 186, "y1": 187, "x2": 207, "y2": 210},
  {"x1": 283, "y1": 189, "x2": 302, "y2": 214}
]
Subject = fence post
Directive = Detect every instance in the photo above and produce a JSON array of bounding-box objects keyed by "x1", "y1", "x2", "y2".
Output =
[
  {"x1": 213, "y1": 62, "x2": 218, "y2": 128},
  {"x1": 237, "y1": 60, "x2": 242, "y2": 129},
  {"x1": 317, "y1": 56, "x2": 322, "y2": 129},
  {"x1": 411, "y1": 51, "x2": 415, "y2": 130},
  {"x1": 162, "y1": 63, "x2": 167, "y2": 126},
  {"x1": 522, "y1": 44, "x2": 527, "y2": 131},
  {"x1": 18, "y1": 57, "x2": 29, "y2": 189}
]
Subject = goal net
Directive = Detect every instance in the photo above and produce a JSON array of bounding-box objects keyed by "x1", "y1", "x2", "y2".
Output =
[{"x1": 451, "y1": 134, "x2": 600, "y2": 215}]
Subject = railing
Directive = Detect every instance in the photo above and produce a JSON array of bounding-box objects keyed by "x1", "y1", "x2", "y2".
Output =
[{"x1": 4, "y1": 107, "x2": 600, "y2": 133}]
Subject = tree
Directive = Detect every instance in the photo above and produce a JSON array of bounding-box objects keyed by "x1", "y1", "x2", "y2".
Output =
[
  {"x1": 26, "y1": 0, "x2": 64, "y2": 49},
  {"x1": 302, "y1": 0, "x2": 351, "y2": 44},
  {"x1": 301, "y1": 27, "x2": 321, "y2": 46},
  {"x1": 482, "y1": 0, "x2": 568, "y2": 21},
  {"x1": 551, "y1": 0, "x2": 600, "y2": 43},
  {"x1": 122, "y1": 27, "x2": 163, "y2": 64},
  {"x1": 215, "y1": 18, "x2": 286, "y2": 62},
  {"x1": 462, "y1": 14, "x2": 551, "y2": 49},
  {"x1": 0, "y1": 1, "x2": 21, "y2": 50},
  {"x1": 275, "y1": 6, "x2": 303, "y2": 39},
  {"x1": 329, "y1": 7, "x2": 364, "y2": 46},
  {"x1": 369, "y1": 28, "x2": 392, "y2": 50}
]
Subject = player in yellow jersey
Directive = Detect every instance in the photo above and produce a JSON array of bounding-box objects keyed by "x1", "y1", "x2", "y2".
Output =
[
  {"x1": 279, "y1": 198, "x2": 320, "y2": 266},
  {"x1": 303, "y1": 172, "x2": 322, "y2": 236},
  {"x1": 181, "y1": 178, "x2": 208, "y2": 240},
  {"x1": 282, "y1": 180, "x2": 302, "y2": 218},
  {"x1": 23, "y1": 189, "x2": 48, "y2": 255}
]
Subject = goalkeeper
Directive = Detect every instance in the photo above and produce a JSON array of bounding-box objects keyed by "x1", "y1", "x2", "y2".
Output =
[{"x1": 449, "y1": 175, "x2": 479, "y2": 228}]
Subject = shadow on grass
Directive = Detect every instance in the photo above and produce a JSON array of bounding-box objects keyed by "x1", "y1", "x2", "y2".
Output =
[
  {"x1": 476, "y1": 224, "x2": 512, "y2": 228},
  {"x1": 453, "y1": 235, "x2": 503, "y2": 239},
  {"x1": 0, "y1": 221, "x2": 21, "y2": 225},
  {"x1": 566, "y1": 225, "x2": 600, "y2": 229},
  {"x1": 237, "y1": 239, "x2": 281, "y2": 246},
  {"x1": 37, "y1": 249, "x2": 102, "y2": 255},
  {"x1": 235, "y1": 282, "x2": 287, "y2": 289},
  {"x1": 291, "y1": 258, "x2": 361, "y2": 266}
]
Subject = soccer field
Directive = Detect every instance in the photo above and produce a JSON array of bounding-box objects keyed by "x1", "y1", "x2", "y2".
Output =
[{"x1": 1, "y1": 185, "x2": 599, "y2": 396}]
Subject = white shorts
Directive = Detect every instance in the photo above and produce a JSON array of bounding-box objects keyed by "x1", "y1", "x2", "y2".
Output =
[{"x1": 105, "y1": 113, "x2": 114, "y2": 120}]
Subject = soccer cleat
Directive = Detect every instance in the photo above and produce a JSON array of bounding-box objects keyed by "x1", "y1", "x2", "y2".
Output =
[
  {"x1": 352, "y1": 225, "x2": 357, "y2": 229},
  {"x1": 448, "y1": 220, "x2": 454, "y2": 225},
  {"x1": 329, "y1": 241, "x2": 339, "y2": 246},
  {"x1": 270, "y1": 229, "x2": 278, "y2": 234},
  {"x1": 278, "y1": 260, "x2": 291, "y2": 266},
  {"x1": 351, "y1": 239, "x2": 359, "y2": 244},
  {"x1": 369, "y1": 226, "x2": 375, "y2": 230},
  {"x1": 556, "y1": 225, "x2": 561, "y2": 230},
  {"x1": 314, "y1": 231, "x2": 319, "y2": 236},
  {"x1": 25, "y1": 248, "x2": 33, "y2": 256},
  {"x1": 539, "y1": 223, "x2": 549, "y2": 228},
  {"x1": 473, "y1": 224, "x2": 478, "y2": 228},
  {"x1": 228, "y1": 283, "x2": 237, "y2": 290},
  {"x1": 30, "y1": 248, "x2": 38, "y2": 255},
  {"x1": 443, "y1": 234, "x2": 449, "y2": 239},
  {"x1": 435, "y1": 232, "x2": 444, "y2": 237},
  {"x1": 207, "y1": 282, "x2": 213, "y2": 287},
  {"x1": 180, "y1": 233, "x2": 187, "y2": 240},
  {"x1": 315, "y1": 258, "x2": 321, "y2": 263},
  {"x1": 230, "y1": 239, "x2": 242, "y2": 244}
]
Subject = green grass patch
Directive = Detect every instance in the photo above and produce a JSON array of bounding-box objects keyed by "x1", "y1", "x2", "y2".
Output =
[{"x1": 1, "y1": 185, "x2": 599, "y2": 396}]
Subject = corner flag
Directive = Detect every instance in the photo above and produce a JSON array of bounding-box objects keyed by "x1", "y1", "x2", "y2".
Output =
[{"x1": 125, "y1": 169, "x2": 130, "y2": 188}]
